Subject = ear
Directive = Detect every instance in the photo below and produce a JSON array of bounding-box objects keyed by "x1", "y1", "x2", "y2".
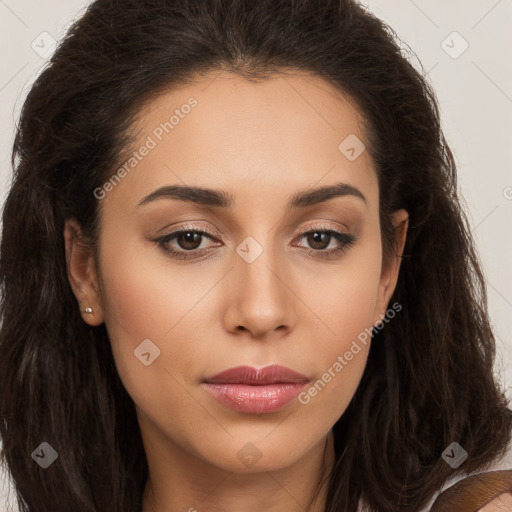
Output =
[
  {"x1": 64, "y1": 219, "x2": 104, "y2": 326},
  {"x1": 373, "y1": 209, "x2": 408, "y2": 325}
]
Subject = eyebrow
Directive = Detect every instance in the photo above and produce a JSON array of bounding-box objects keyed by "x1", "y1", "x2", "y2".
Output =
[{"x1": 137, "y1": 182, "x2": 367, "y2": 210}]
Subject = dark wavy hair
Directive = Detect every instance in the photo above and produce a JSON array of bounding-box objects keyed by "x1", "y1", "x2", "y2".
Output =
[{"x1": 1, "y1": 0, "x2": 511, "y2": 511}]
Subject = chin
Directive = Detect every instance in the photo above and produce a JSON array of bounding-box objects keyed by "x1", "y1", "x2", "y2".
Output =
[{"x1": 198, "y1": 438, "x2": 308, "y2": 474}]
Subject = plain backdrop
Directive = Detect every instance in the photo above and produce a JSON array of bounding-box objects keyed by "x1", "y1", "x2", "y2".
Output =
[{"x1": 0, "y1": 0, "x2": 511, "y2": 509}]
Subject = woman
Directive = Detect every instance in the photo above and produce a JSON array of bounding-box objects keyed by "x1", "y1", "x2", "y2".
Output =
[{"x1": 0, "y1": 0, "x2": 511, "y2": 511}]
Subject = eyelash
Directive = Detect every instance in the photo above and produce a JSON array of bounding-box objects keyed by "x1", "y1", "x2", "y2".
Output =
[{"x1": 154, "y1": 224, "x2": 356, "y2": 261}]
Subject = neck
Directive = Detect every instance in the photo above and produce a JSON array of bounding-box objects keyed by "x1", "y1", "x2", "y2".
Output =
[{"x1": 142, "y1": 430, "x2": 335, "y2": 512}]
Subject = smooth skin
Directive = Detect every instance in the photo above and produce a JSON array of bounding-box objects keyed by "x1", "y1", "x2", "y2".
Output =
[{"x1": 65, "y1": 70, "x2": 408, "y2": 512}]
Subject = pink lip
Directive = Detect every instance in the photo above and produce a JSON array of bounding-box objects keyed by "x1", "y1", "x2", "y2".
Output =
[{"x1": 202, "y1": 365, "x2": 309, "y2": 414}]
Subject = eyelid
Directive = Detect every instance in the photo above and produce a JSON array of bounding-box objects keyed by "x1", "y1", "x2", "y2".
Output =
[
  {"x1": 293, "y1": 223, "x2": 356, "y2": 255},
  {"x1": 156, "y1": 223, "x2": 219, "y2": 239},
  {"x1": 157, "y1": 221, "x2": 350, "y2": 243},
  {"x1": 153, "y1": 220, "x2": 357, "y2": 260},
  {"x1": 296, "y1": 221, "x2": 351, "y2": 235}
]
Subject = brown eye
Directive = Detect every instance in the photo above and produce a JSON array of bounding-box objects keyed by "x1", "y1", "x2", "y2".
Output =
[
  {"x1": 154, "y1": 228, "x2": 220, "y2": 260},
  {"x1": 305, "y1": 231, "x2": 332, "y2": 250},
  {"x1": 294, "y1": 227, "x2": 356, "y2": 258},
  {"x1": 174, "y1": 231, "x2": 203, "y2": 251}
]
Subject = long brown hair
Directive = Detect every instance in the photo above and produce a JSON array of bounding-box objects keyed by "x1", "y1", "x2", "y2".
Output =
[{"x1": 1, "y1": 1, "x2": 511, "y2": 511}]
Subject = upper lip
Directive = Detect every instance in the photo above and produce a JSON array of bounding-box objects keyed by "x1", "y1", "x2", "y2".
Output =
[{"x1": 203, "y1": 365, "x2": 309, "y2": 385}]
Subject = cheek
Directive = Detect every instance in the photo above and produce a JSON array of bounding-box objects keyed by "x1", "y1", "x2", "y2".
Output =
[
  {"x1": 97, "y1": 218, "x2": 384, "y2": 444},
  {"x1": 301, "y1": 225, "x2": 383, "y2": 344},
  {"x1": 293, "y1": 231, "x2": 383, "y2": 418},
  {"x1": 96, "y1": 232, "x2": 211, "y2": 384},
  {"x1": 295, "y1": 287, "x2": 375, "y2": 430},
  {"x1": 98, "y1": 215, "x2": 382, "y2": 346},
  {"x1": 96, "y1": 242, "x2": 216, "y2": 444}
]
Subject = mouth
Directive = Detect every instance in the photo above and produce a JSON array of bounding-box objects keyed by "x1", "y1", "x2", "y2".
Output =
[{"x1": 202, "y1": 365, "x2": 310, "y2": 414}]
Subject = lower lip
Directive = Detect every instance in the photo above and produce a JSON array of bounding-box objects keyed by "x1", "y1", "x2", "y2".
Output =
[{"x1": 203, "y1": 383, "x2": 308, "y2": 414}]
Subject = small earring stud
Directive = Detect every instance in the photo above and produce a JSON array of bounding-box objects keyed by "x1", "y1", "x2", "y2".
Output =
[{"x1": 84, "y1": 307, "x2": 93, "y2": 314}]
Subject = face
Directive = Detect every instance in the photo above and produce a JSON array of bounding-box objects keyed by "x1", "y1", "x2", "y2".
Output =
[{"x1": 65, "y1": 70, "x2": 407, "y2": 474}]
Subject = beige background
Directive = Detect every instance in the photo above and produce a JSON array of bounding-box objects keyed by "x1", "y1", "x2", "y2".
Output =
[{"x1": 1, "y1": 0, "x2": 511, "y2": 509}]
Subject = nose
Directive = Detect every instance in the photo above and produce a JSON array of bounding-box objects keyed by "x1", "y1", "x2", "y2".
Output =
[{"x1": 222, "y1": 240, "x2": 296, "y2": 340}]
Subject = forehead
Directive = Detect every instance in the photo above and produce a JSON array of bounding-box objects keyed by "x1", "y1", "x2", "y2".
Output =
[{"x1": 100, "y1": 70, "x2": 378, "y2": 214}]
